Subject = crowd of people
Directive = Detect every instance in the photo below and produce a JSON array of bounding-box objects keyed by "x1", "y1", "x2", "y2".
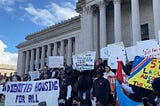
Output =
[{"x1": 0, "y1": 57, "x2": 160, "y2": 106}]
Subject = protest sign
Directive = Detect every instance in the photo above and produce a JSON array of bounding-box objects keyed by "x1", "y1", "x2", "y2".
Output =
[
  {"x1": 72, "y1": 51, "x2": 96, "y2": 70},
  {"x1": 5, "y1": 79, "x2": 59, "y2": 106},
  {"x1": 128, "y1": 57, "x2": 160, "y2": 90},
  {"x1": 136, "y1": 39, "x2": 160, "y2": 58},
  {"x1": 100, "y1": 47, "x2": 109, "y2": 59},
  {"x1": 125, "y1": 46, "x2": 137, "y2": 61},
  {"x1": 107, "y1": 42, "x2": 126, "y2": 69},
  {"x1": 29, "y1": 71, "x2": 40, "y2": 81},
  {"x1": 49, "y1": 56, "x2": 64, "y2": 68},
  {"x1": 0, "y1": 85, "x2": 3, "y2": 94}
]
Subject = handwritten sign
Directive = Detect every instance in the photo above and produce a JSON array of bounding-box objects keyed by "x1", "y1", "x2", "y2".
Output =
[
  {"x1": 100, "y1": 47, "x2": 109, "y2": 59},
  {"x1": 136, "y1": 39, "x2": 160, "y2": 58},
  {"x1": 73, "y1": 51, "x2": 96, "y2": 70},
  {"x1": 128, "y1": 57, "x2": 160, "y2": 90},
  {"x1": 5, "y1": 79, "x2": 59, "y2": 106}
]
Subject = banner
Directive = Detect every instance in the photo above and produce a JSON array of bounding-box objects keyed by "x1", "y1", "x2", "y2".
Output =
[
  {"x1": 49, "y1": 56, "x2": 64, "y2": 68},
  {"x1": 72, "y1": 51, "x2": 96, "y2": 70},
  {"x1": 116, "y1": 81, "x2": 143, "y2": 106},
  {"x1": 5, "y1": 79, "x2": 59, "y2": 106},
  {"x1": 29, "y1": 71, "x2": 40, "y2": 81},
  {"x1": 128, "y1": 56, "x2": 160, "y2": 90}
]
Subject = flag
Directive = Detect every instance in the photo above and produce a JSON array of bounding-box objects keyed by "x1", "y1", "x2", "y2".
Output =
[
  {"x1": 116, "y1": 61, "x2": 124, "y2": 83},
  {"x1": 116, "y1": 80, "x2": 143, "y2": 106}
]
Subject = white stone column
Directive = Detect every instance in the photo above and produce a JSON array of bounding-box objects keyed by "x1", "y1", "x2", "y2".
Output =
[
  {"x1": 35, "y1": 47, "x2": 40, "y2": 70},
  {"x1": 17, "y1": 50, "x2": 25, "y2": 76},
  {"x1": 25, "y1": 50, "x2": 29, "y2": 74},
  {"x1": 47, "y1": 44, "x2": 52, "y2": 65},
  {"x1": 30, "y1": 49, "x2": 34, "y2": 71},
  {"x1": 53, "y1": 42, "x2": 57, "y2": 56},
  {"x1": 99, "y1": 0, "x2": 107, "y2": 49},
  {"x1": 131, "y1": 0, "x2": 141, "y2": 45},
  {"x1": 114, "y1": 0, "x2": 122, "y2": 42},
  {"x1": 153, "y1": 0, "x2": 160, "y2": 40},
  {"x1": 60, "y1": 40, "x2": 64, "y2": 56},
  {"x1": 67, "y1": 38, "x2": 72, "y2": 65},
  {"x1": 86, "y1": 6, "x2": 93, "y2": 51},
  {"x1": 41, "y1": 46, "x2": 45, "y2": 68}
]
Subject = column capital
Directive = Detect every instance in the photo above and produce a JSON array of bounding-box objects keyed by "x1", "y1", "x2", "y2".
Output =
[
  {"x1": 113, "y1": 0, "x2": 121, "y2": 4},
  {"x1": 97, "y1": 0, "x2": 106, "y2": 9},
  {"x1": 86, "y1": 6, "x2": 93, "y2": 14}
]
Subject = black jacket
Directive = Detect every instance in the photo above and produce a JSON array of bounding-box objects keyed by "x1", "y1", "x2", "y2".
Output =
[{"x1": 92, "y1": 77, "x2": 110, "y2": 106}]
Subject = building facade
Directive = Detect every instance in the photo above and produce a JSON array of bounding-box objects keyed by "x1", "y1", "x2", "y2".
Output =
[{"x1": 17, "y1": 0, "x2": 160, "y2": 75}]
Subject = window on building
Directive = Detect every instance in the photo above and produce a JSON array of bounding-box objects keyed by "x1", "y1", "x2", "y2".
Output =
[{"x1": 141, "y1": 24, "x2": 149, "y2": 40}]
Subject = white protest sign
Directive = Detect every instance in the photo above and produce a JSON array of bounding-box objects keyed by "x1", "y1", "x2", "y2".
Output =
[
  {"x1": 107, "y1": 42, "x2": 126, "y2": 69},
  {"x1": 0, "y1": 85, "x2": 3, "y2": 94},
  {"x1": 100, "y1": 47, "x2": 109, "y2": 59},
  {"x1": 5, "y1": 79, "x2": 59, "y2": 106},
  {"x1": 49, "y1": 56, "x2": 64, "y2": 68},
  {"x1": 125, "y1": 46, "x2": 137, "y2": 61},
  {"x1": 29, "y1": 71, "x2": 40, "y2": 81},
  {"x1": 136, "y1": 39, "x2": 160, "y2": 58},
  {"x1": 73, "y1": 51, "x2": 96, "y2": 70}
]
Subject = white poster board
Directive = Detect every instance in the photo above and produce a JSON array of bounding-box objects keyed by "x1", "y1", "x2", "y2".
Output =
[
  {"x1": 0, "y1": 85, "x2": 3, "y2": 94},
  {"x1": 29, "y1": 71, "x2": 40, "y2": 81},
  {"x1": 49, "y1": 56, "x2": 64, "y2": 68},
  {"x1": 5, "y1": 79, "x2": 59, "y2": 106},
  {"x1": 100, "y1": 47, "x2": 109, "y2": 59},
  {"x1": 125, "y1": 46, "x2": 137, "y2": 61},
  {"x1": 136, "y1": 39, "x2": 160, "y2": 58},
  {"x1": 73, "y1": 51, "x2": 96, "y2": 70},
  {"x1": 107, "y1": 42, "x2": 126, "y2": 69}
]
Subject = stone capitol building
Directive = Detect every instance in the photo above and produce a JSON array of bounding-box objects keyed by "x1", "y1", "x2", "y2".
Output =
[{"x1": 17, "y1": 0, "x2": 160, "y2": 75}]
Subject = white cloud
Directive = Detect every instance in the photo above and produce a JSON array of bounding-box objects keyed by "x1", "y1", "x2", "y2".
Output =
[
  {"x1": 0, "y1": 0, "x2": 22, "y2": 13},
  {"x1": 0, "y1": 40, "x2": 18, "y2": 65},
  {"x1": 25, "y1": 2, "x2": 79, "y2": 27},
  {"x1": 25, "y1": 4, "x2": 56, "y2": 26}
]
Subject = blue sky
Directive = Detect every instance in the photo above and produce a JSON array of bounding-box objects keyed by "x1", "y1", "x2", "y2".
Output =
[{"x1": 0, "y1": 0, "x2": 79, "y2": 65}]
